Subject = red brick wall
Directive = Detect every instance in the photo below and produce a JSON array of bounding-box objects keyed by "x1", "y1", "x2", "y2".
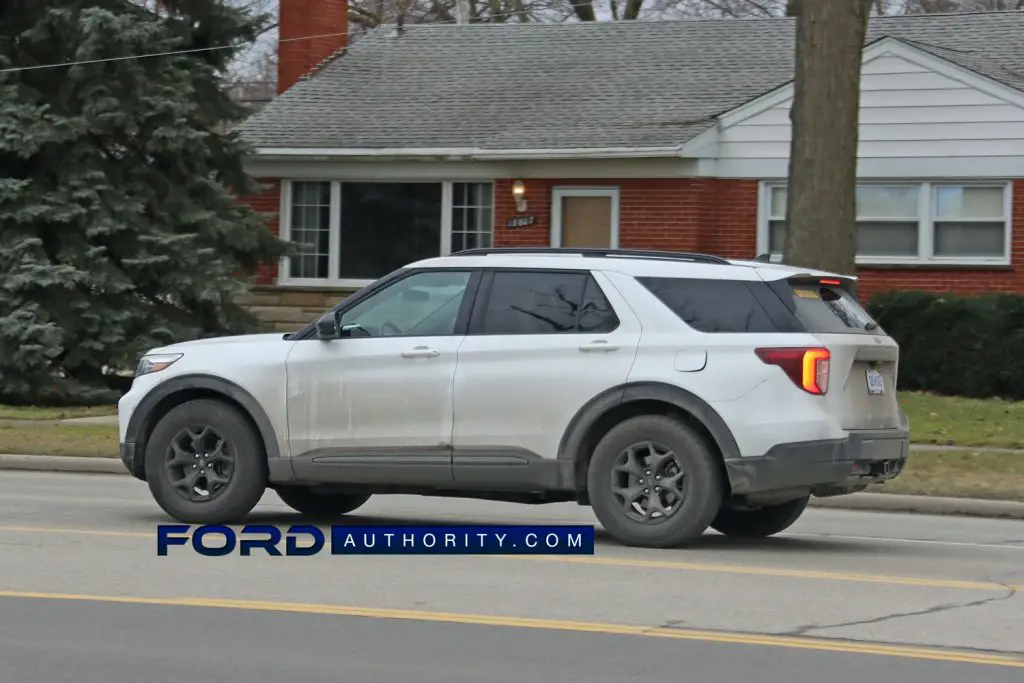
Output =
[
  {"x1": 242, "y1": 176, "x2": 1022, "y2": 296},
  {"x1": 278, "y1": 0, "x2": 348, "y2": 95},
  {"x1": 856, "y1": 180, "x2": 1024, "y2": 300},
  {"x1": 492, "y1": 178, "x2": 758, "y2": 257},
  {"x1": 237, "y1": 180, "x2": 281, "y2": 285},
  {"x1": 494, "y1": 177, "x2": 1023, "y2": 300}
]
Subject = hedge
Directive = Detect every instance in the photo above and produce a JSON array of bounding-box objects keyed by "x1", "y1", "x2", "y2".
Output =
[{"x1": 865, "y1": 291, "x2": 1024, "y2": 401}]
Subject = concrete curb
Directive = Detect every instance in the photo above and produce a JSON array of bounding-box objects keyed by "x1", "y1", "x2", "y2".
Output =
[
  {"x1": 0, "y1": 454, "x2": 128, "y2": 475},
  {"x1": 809, "y1": 492, "x2": 1024, "y2": 520},
  {"x1": 1, "y1": 454, "x2": 1023, "y2": 520}
]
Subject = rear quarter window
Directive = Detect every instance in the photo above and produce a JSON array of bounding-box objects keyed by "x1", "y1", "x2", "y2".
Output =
[{"x1": 637, "y1": 277, "x2": 780, "y2": 333}]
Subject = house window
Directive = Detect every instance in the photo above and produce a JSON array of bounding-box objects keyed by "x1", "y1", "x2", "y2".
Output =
[
  {"x1": 281, "y1": 181, "x2": 495, "y2": 285},
  {"x1": 451, "y1": 182, "x2": 494, "y2": 252},
  {"x1": 763, "y1": 182, "x2": 1011, "y2": 264},
  {"x1": 289, "y1": 181, "x2": 332, "y2": 279}
]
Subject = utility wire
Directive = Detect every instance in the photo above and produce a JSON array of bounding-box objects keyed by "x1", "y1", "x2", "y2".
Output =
[{"x1": 0, "y1": 9, "x2": 556, "y2": 75}]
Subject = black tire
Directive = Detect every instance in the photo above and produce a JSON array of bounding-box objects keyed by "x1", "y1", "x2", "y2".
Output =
[
  {"x1": 587, "y1": 415, "x2": 725, "y2": 549},
  {"x1": 276, "y1": 486, "x2": 371, "y2": 519},
  {"x1": 710, "y1": 495, "x2": 810, "y2": 538},
  {"x1": 145, "y1": 399, "x2": 267, "y2": 524}
]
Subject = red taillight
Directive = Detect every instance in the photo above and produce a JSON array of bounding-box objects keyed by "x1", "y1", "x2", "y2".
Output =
[
  {"x1": 755, "y1": 347, "x2": 830, "y2": 395},
  {"x1": 820, "y1": 278, "x2": 842, "y2": 286}
]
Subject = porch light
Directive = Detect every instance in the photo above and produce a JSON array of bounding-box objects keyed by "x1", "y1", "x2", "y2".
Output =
[{"x1": 512, "y1": 180, "x2": 528, "y2": 213}]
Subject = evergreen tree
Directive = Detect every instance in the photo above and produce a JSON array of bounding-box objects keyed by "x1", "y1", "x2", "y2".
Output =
[{"x1": 0, "y1": 0, "x2": 287, "y2": 405}]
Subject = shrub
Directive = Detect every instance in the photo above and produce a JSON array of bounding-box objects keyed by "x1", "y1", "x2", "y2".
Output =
[{"x1": 866, "y1": 291, "x2": 1024, "y2": 400}]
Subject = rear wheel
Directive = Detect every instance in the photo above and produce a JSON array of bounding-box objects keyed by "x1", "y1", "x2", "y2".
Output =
[
  {"x1": 710, "y1": 495, "x2": 810, "y2": 538},
  {"x1": 145, "y1": 399, "x2": 267, "y2": 524},
  {"x1": 587, "y1": 415, "x2": 725, "y2": 549},
  {"x1": 275, "y1": 487, "x2": 371, "y2": 519}
]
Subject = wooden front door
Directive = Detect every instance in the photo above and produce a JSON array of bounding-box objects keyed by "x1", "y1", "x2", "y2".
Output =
[{"x1": 560, "y1": 195, "x2": 613, "y2": 248}]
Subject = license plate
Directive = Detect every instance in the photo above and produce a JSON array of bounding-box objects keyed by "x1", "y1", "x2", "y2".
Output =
[{"x1": 866, "y1": 369, "x2": 885, "y2": 395}]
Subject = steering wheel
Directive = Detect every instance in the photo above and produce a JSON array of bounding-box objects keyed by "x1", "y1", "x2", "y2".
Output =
[{"x1": 380, "y1": 321, "x2": 403, "y2": 337}]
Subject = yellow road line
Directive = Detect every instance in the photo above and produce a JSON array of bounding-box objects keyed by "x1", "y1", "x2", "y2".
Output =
[
  {"x1": 0, "y1": 524, "x2": 150, "y2": 539},
  {"x1": 0, "y1": 589, "x2": 1020, "y2": 668},
  {"x1": 503, "y1": 555, "x2": 1024, "y2": 593},
  {"x1": 0, "y1": 523, "x2": 1020, "y2": 593}
]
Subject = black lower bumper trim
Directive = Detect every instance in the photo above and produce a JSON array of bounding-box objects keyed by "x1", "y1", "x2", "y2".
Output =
[
  {"x1": 724, "y1": 429, "x2": 910, "y2": 496},
  {"x1": 120, "y1": 442, "x2": 145, "y2": 481}
]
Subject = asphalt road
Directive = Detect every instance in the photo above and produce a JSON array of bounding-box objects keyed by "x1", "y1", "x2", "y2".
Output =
[{"x1": 0, "y1": 471, "x2": 1022, "y2": 682}]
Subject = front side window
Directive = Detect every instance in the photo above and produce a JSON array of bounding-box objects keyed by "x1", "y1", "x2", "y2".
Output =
[
  {"x1": 764, "y1": 182, "x2": 1010, "y2": 263},
  {"x1": 337, "y1": 270, "x2": 473, "y2": 337},
  {"x1": 477, "y1": 271, "x2": 619, "y2": 335},
  {"x1": 283, "y1": 181, "x2": 495, "y2": 284}
]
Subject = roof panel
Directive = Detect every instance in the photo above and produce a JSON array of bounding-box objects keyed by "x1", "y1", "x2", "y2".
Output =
[{"x1": 238, "y1": 11, "x2": 1024, "y2": 152}]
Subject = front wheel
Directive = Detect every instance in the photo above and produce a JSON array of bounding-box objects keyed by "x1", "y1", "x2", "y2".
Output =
[
  {"x1": 587, "y1": 415, "x2": 725, "y2": 549},
  {"x1": 710, "y1": 495, "x2": 810, "y2": 538},
  {"x1": 144, "y1": 399, "x2": 268, "y2": 524},
  {"x1": 275, "y1": 486, "x2": 371, "y2": 519}
]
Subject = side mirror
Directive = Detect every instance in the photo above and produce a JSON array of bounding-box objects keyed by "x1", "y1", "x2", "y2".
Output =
[{"x1": 315, "y1": 314, "x2": 339, "y2": 340}]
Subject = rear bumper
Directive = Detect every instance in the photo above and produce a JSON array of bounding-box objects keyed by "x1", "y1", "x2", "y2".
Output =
[{"x1": 724, "y1": 428, "x2": 909, "y2": 496}]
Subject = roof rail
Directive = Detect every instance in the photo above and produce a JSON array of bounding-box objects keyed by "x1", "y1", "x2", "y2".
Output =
[{"x1": 450, "y1": 247, "x2": 732, "y2": 265}]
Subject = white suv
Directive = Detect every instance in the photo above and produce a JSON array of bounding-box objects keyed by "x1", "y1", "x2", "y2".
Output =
[{"x1": 118, "y1": 248, "x2": 910, "y2": 548}]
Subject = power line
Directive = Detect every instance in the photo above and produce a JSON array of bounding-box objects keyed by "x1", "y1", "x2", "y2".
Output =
[
  {"x1": 0, "y1": 30, "x2": 349, "y2": 74},
  {"x1": 0, "y1": 9, "x2": 554, "y2": 75}
]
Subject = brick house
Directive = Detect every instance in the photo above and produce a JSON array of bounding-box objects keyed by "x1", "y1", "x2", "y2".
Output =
[{"x1": 236, "y1": 3, "x2": 1024, "y2": 330}]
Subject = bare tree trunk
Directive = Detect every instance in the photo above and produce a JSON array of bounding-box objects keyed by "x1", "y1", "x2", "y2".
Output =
[
  {"x1": 570, "y1": 0, "x2": 598, "y2": 21},
  {"x1": 623, "y1": 0, "x2": 644, "y2": 19},
  {"x1": 783, "y1": 0, "x2": 872, "y2": 276}
]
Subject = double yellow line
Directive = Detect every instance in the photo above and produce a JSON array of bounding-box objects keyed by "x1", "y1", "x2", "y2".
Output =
[{"x1": 0, "y1": 589, "x2": 1021, "y2": 668}]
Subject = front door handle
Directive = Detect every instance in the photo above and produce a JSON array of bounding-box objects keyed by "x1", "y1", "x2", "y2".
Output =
[
  {"x1": 579, "y1": 340, "x2": 620, "y2": 353},
  {"x1": 401, "y1": 346, "x2": 440, "y2": 359}
]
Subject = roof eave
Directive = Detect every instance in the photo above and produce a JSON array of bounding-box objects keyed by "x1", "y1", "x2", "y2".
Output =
[{"x1": 250, "y1": 145, "x2": 688, "y2": 161}]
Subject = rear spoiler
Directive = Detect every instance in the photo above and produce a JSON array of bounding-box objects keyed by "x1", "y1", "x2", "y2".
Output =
[{"x1": 785, "y1": 273, "x2": 859, "y2": 299}]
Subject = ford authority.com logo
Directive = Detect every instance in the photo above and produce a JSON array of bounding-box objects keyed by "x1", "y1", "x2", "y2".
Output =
[{"x1": 157, "y1": 524, "x2": 596, "y2": 556}]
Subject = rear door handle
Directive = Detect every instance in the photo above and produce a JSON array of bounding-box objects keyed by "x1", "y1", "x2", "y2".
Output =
[
  {"x1": 579, "y1": 340, "x2": 620, "y2": 353},
  {"x1": 401, "y1": 346, "x2": 440, "y2": 359}
]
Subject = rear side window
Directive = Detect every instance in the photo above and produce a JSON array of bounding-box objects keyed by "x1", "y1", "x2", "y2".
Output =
[
  {"x1": 777, "y1": 282, "x2": 884, "y2": 335},
  {"x1": 637, "y1": 277, "x2": 779, "y2": 333},
  {"x1": 477, "y1": 271, "x2": 619, "y2": 335}
]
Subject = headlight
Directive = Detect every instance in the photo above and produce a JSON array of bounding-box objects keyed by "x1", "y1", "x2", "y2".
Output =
[{"x1": 135, "y1": 353, "x2": 183, "y2": 377}]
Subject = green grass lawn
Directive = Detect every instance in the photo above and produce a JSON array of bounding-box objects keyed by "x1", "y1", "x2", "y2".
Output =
[
  {"x1": 898, "y1": 392, "x2": 1024, "y2": 449},
  {"x1": 0, "y1": 424, "x2": 118, "y2": 458},
  {"x1": 869, "y1": 449, "x2": 1024, "y2": 502},
  {"x1": 0, "y1": 404, "x2": 118, "y2": 421}
]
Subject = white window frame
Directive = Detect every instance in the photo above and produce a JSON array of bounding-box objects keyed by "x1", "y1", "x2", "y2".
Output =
[
  {"x1": 550, "y1": 186, "x2": 621, "y2": 249},
  {"x1": 757, "y1": 180, "x2": 1013, "y2": 267},
  {"x1": 278, "y1": 179, "x2": 495, "y2": 288}
]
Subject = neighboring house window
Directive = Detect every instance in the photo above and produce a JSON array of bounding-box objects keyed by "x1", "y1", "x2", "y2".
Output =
[
  {"x1": 281, "y1": 181, "x2": 495, "y2": 285},
  {"x1": 762, "y1": 182, "x2": 1011, "y2": 265}
]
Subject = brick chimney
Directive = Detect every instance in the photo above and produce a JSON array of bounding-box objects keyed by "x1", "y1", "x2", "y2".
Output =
[{"x1": 278, "y1": 0, "x2": 348, "y2": 95}]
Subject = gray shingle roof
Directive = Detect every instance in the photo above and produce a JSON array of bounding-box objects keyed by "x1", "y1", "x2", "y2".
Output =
[{"x1": 238, "y1": 11, "x2": 1024, "y2": 153}]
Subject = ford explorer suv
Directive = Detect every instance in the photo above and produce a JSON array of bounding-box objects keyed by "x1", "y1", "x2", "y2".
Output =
[{"x1": 118, "y1": 247, "x2": 910, "y2": 548}]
